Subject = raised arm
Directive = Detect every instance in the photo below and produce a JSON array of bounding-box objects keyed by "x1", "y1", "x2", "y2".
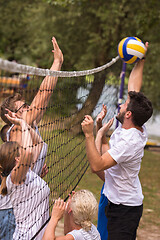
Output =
[
  {"x1": 42, "y1": 199, "x2": 73, "y2": 240},
  {"x1": 5, "y1": 112, "x2": 33, "y2": 184},
  {"x1": 26, "y1": 125, "x2": 44, "y2": 171},
  {"x1": 96, "y1": 104, "x2": 111, "y2": 153},
  {"x1": 23, "y1": 37, "x2": 63, "y2": 125},
  {"x1": 128, "y1": 42, "x2": 148, "y2": 92},
  {"x1": 95, "y1": 105, "x2": 113, "y2": 181},
  {"x1": 82, "y1": 115, "x2": 116, "y2": 172}
]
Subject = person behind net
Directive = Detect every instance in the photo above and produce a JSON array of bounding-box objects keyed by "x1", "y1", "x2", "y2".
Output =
[
  {"x1": 0, "y1": 117, "x2": 48, "y2": 240},
  {"x1": 81, "y1": 43, "x2": 153, "y2": 240},
  {"x1": 0, "y1": 36, "x2": 63, "y2": 239},
  {"x1": 42, "y1": 190, "x2": 101, "y2": 240},
  {"x1": 0, "y1": 36, "x2": 63, "y2": 171},
  {"x1": 95, "y1": 104, "x2": 110, "y2": 240},
  {"x1": 0, "y1": 110, "x2": 50, "y2": 239}
]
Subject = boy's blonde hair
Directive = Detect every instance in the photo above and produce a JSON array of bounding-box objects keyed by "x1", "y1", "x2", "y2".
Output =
[{"x1": 70, "y1": 189, "x2": 98, "y2": 231}]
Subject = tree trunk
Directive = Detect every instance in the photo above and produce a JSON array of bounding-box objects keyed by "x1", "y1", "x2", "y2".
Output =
[{"x1": 70, "y1": 71, "x2": 106, "y2": 134}]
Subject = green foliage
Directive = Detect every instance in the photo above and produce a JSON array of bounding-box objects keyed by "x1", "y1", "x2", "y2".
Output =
[{"x1": 0, "y1": 0, "x2": 160, "y2": 112}]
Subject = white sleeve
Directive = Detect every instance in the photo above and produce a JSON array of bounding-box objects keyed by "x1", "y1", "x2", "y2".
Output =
[
  {"x1": 108, "y1": 137, "x2": 135, "y2": 164},
  {"x1": 67, "y1": 230, "x2": 80, "y2": 240},
  {"x1": 32, "y1": 142, "x2": 48, "y2": 176}
]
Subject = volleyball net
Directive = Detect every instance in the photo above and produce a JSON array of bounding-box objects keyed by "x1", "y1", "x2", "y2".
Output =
[{"x1": 0, "y1": 56, "x2": 122, "y2": 239}]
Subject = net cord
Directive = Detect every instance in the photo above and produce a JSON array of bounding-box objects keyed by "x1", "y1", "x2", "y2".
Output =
[{"x1": 0, "y1": 56, "x2": 119, "y2": 77}]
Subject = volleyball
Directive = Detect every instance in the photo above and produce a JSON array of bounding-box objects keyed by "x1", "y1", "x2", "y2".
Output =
[{"x1": 118, "y1": 37, "x2": 146, "y2": 64}]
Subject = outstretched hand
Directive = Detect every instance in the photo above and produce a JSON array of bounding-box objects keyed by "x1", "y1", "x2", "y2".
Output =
[
  {"x1": 96, "y1": 104, "x2": 107, "y2": 126},
  {"x1": 51, "y1": 198, "x2": 66, "y2": 221},
  {"x1": 98, "y1": 118, "x2": 114, "y2": 136},
  {"x1": 65, "y1": 191, "x2": 75, "y2": 214},
  {"x1": 81, "y1": 115, "x2": 94, "y2": 137},
  {"x1": 52, "y1": 37, "x2": 63, "y2": 65}
]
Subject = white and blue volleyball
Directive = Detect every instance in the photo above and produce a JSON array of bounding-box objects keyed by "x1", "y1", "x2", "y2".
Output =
[{"x1": 118, "y1": 37, "x2": 146, "y2": 64}]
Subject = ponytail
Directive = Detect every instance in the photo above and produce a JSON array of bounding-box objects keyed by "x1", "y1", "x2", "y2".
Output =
[
  {"x1": 81, "y1": 220, "x2": 92, "y2": 231},
  {"x1": 0, "y1": 176, "x2": 8, "y2": 196}
]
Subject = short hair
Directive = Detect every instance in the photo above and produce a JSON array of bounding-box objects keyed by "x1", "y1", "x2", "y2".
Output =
[
  {"x1": 0, "y1": 125, "x2": 10, "y2": 142},
  {"x1": 127, "y1": 91, "x2": 153, "y2": 127},
  {"x1": 0, "y1": 93, "x2": 23, "y2": 125},
  {"x1": 70, "y1": 189, "x2": 98, "y2": 231}
]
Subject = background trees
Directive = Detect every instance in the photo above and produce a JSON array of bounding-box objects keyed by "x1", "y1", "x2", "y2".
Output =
[{"x1": 0, "y1": 0, "x2": 160, "y2": 114}]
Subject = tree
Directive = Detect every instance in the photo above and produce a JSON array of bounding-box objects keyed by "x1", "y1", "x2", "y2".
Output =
[{"x1": 0, "y1": 0, "x2": 160, "y2": 121}]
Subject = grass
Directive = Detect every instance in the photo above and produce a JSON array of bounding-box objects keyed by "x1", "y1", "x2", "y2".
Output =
[
  {"x1": 0, "y1": 118, "x2": 160, "y2": 234},
  {"x1": 76, "y1": 149, "x2": 160, "y2": 230},
  {"x1": 139, "y1": 150, "x2": 160, "y2": 228}
]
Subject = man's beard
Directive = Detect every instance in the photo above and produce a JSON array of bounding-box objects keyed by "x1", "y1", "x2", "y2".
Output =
[{"x1": 116, "y1": 111, "x2": 125, "y2": 124}]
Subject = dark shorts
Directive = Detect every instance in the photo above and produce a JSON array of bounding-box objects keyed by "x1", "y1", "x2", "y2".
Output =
[{"x1": 105, "y1": 201, "x2": 143, "y2": 240}]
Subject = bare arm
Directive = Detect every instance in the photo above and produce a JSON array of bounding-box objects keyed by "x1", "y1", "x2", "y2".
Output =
[
  {"x1": 95, "y1": 105, "x2": 108, "y2": 181},
  {"x1": 5, "y1": 112, "x2": 33, "y2": 184},
  {"x1": 128, "y1": 42, "x2": 148, "y2": 92},
  {"x1": 96, "y1": 104, "x2": 108, "y2": 145},
  {"x1": 26, "y1": 125, "x2": 44, "y2": 169},
  {"x1": 42, "y1": 199, "x2": 73, "y2": 240},
  {"x1": 22, "y1": 37, "x2": 63, "y2": 125},
  {"x1": 95, "y1": 118, "x2": 114, "y2": 180},
  {"x1": 9, "y1": 115, "x2": 44, "y2": 171},
  {"x1": 82, "y1": 115, "x2": 116, "y2": 172},
  {"x1": 64, "y1": 193, "x2": 75, "y2": 235}
]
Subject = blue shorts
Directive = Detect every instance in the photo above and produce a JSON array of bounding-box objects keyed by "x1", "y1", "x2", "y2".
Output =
[
  {"x1": 97, "y1": 184, "x2": 108, "y2": 240},
  {"x1": 0, "y1": 208, "x2": 16, "y2": 240}
]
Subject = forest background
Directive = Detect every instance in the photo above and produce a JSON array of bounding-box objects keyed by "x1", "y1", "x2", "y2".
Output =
[
  {"x1": 0, "y1": 1, "x2": 160, "y2": 239},
  {"x1": 0, "y1": 0, "x2": 160, "y2": 118}
]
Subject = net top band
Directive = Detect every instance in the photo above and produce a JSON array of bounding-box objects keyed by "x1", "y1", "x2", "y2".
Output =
[{"x1": 0, "y1": 56, "x2": 119, "y2": 78}]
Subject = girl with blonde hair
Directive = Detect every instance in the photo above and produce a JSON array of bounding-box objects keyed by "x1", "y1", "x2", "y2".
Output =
[{"x1": 43, "y1": 189, "x2": 101, "y2": 240}]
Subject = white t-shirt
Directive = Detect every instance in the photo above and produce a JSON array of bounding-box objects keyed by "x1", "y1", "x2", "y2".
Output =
[
  {"x1": 6, "y1": 169, "x2": 50, "y2": 240},
  {"x1": 68, "y1": 224, "x2": 101, "y2": 240},
  {"x1": 103, "y1": 124, "x2": 147, "y2": 206},
  {"x1": 0, "y1": 194, "x2": 12, "y2": 209},
  {"x1": 6, "y1": 124, "x2": 48, "y2": 177},
  {"x1": 0, "y1": 125, "x2": 14, "y2": 210}
]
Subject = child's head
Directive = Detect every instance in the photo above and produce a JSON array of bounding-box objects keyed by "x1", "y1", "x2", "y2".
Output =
[
  {"x1": 70, "y1": 189, "x2": 98, "y2": 231},
  {"x1": 0, "y1": 124, "x2": 10, "y2": 142}
]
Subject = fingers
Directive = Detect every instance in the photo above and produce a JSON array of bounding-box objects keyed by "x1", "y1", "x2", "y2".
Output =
[
  {"x1": 145, "y1": 42, "x2": 149, "y2": 49},
  {"x1": 102, "y1": 104, "x2": 107, "y2": 114},
  {"x1": 99, "y1": 117, "x2": 114, "y2": 134},
  {"x1": 52, "y1": 36, "x2": 59, "y2": 50},
  {"x1": 96, "y1": 105, "x2": 107, "y2": 123},
  {"x1": 54, "y1": 198, "x2": 66, "y2": 209},
  {"x1": 51, "y1": 36, "x2": 63, "y2": 63},
  {"x1": 106, "y1": 118, "x2": 114, "y2": 128}
]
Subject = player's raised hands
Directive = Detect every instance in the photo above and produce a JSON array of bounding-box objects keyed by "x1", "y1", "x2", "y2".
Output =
[
  {"x1": 52, "y1": 37, "x2": 63, "y2": 64},
  {"x1": 97, "y1": 118, "x2": 114, "y2": 137},
  {"x1": 51, "y1": 198, "x2": 66, "y2": 221},
  {"x1": 81, "y1": 115, "x2": 94, "y2": 137}
]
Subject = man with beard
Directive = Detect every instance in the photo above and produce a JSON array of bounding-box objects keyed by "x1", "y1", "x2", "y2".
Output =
[{"x1": 81, "y1": 43, "x2": 153, "y2": 240}]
